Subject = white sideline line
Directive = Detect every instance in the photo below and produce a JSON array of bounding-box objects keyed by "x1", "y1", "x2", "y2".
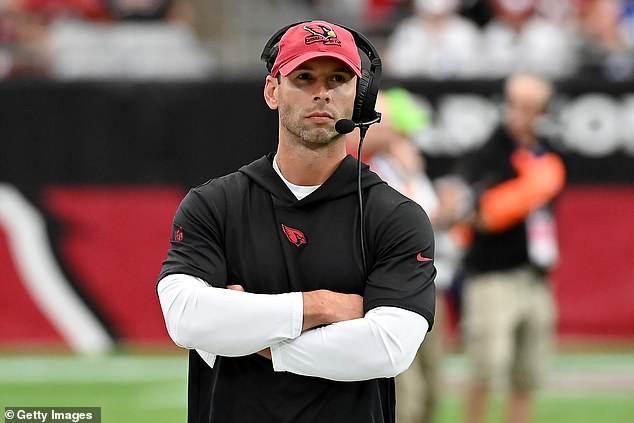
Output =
[
  {"x1": 0, "y1": 356, "x2": 187, "y2": 383},
  {"x1": 0, "y1": 184, "x2": 114, "y2": 354},
  {"x1": 440, "y1": 354, "x2": 634, "y2": 394}
]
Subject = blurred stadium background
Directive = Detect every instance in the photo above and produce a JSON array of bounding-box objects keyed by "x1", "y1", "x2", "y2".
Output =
[{"x1": 1, "y1": 0, "x2": 633, "y2": 421}]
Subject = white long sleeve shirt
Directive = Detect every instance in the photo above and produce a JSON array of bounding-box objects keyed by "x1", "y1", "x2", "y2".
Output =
[{"x1": 157, "y1": 273, "x2": 428, "y2": 382}]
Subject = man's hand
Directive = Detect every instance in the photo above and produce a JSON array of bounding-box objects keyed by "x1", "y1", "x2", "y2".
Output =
[
  {"x1": 302, "y1": 290, "x2": 364, "y2": 331},
  {"x1": 226, "y1": 284, "x2": 245, "y2": 292},
  {"x1": 227, "y1": 285, "x2": 363, "y2": 331}
]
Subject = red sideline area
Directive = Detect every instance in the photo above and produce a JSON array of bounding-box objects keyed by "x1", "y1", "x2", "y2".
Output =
[
  {"x1": 0, "y1": 185, "x2": 632, "y2": 349},
  {"x1": 552, "y1": 186, "x2": 634, "y2": 339},
  {"x1": 0, "y1": 228, "x2": 64, "y2": 345},
  {"x1": 42, "y1": 186, "x2": 186, "y2": 346}
]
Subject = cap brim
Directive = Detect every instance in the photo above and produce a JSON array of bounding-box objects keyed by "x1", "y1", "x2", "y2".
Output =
[{"x1": 278, "y1": 52, "x2": 362, "y2": 77}]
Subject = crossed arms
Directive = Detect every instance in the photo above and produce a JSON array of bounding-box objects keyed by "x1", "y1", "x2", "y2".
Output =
[{"x1": 157, "y1": 273, "x2": 428, "y2": 381}]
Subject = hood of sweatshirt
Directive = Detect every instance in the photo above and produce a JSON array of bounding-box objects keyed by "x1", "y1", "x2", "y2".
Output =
[{"x1": 239, "y1": 152, "x2": 385, "y2": 207}]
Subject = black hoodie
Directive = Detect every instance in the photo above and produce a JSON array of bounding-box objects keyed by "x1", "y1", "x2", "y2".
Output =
[{"x1": 159, "y1": 152, "x2": 436, "y2": 423}]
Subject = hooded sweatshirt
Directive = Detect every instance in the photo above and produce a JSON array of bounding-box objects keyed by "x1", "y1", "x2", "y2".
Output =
[{"x1": 158, "y1": 152, "x2": 436, "y2": 423}]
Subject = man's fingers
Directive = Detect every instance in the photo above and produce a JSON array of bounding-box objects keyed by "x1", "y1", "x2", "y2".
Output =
[
  {"x1": 326, "y1": 291, "x2": 364, "y2": 323},
  {"x1": 226, "y1": 284, "x2": 245, "y2": 292}
]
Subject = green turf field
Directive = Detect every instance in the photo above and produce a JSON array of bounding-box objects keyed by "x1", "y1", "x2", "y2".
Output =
[
  {"x1": 1, "y1": 352, "x2": 633, "y2": 422},
  {"x1": 0, "y1": 354, "x2": 188, "y2": 422},
  {"x1": 436, "y1": 352, "x2": 634, "y2": 423}
]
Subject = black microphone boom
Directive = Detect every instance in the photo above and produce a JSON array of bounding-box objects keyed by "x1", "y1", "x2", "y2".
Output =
[
  {"x1": 335, "y1": 113, "x2": 382, "y2": 135},
  {"x1": 334, "y1": 112, "x2": 382, "y2": 274}
]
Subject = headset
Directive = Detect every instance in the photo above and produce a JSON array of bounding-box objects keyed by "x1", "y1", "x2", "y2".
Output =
[
  {"x1": 260, "y1": 21, "x2": 383, "y2": 275},
  {"x1": 260, "y1": 21, "x2": 382, "y2": 127}
]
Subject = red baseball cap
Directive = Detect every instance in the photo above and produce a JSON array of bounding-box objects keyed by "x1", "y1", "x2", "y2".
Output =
[{"x1": 271, "y1": 20, "x2": 362, "y2": 78}]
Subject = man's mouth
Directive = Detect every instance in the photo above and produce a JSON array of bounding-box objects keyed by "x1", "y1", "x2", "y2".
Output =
[{"x1": 306, "y1": 112, "x2": 334, "y2": 124}]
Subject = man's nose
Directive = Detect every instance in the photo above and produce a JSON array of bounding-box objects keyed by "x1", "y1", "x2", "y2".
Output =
[{"x1": 313, "y1": 81, "x2": 331, "y2": 102}]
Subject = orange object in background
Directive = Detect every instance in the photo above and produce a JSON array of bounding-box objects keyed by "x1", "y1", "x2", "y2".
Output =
[{"x1": 479, "y1": 149, "x2": 566, "y2": 232}]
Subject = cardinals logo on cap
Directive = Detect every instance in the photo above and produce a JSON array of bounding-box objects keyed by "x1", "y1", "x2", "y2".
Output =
[{"x1": 303, "y1": 23, "x2": 341, "y2": 46}]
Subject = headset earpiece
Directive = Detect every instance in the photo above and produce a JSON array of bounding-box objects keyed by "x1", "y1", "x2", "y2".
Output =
[
  {"x1": 261, "y1": 21, "x2": 382, "y2": 125},
  {"x1": 264, "y1": 45, "x2": 278, "y2": 73},
  {"x1": 348, "y1": 30, "x2": 382, "y2": 124},
  {"x1": 352, "y1": 53, "x2": 382, "y2": 124},
  {"x1": 353, "y1": 67, "x2": 372, "y2": 123}
]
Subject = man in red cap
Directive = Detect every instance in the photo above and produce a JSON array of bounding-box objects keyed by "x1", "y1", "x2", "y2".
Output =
[{"x1": 157, "y1": 20, "x2": 436, "y2": 423}]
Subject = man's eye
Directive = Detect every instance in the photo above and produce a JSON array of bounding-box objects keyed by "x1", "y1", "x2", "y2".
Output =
[
  {"x1": 297, "y1": 73, "x2": 312, "y2": 80},
  {"x1": 331, "y1": 74, "x2": 346, "y2": 82}
]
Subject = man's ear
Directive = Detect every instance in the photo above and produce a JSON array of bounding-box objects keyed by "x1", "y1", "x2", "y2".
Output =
[{"x1": 263, "y1": 75, "x2": 279, "y2": 110}]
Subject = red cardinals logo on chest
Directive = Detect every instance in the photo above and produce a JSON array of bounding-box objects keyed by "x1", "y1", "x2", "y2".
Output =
[{"x1": 281, "y1": 224, "x2": 307, "y2": 247}]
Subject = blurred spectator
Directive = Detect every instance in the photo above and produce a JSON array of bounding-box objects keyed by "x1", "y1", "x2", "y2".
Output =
[
  {"x1": 105, "y1": 0, "x2": 174, "y2": 21},
  {"x1": 171, "y1": 0, "x2": 314, "y2": 75},
  {"x1": 573, "y1": 0, "x2": 634, "y2": 81},
  {"x1": 458, "y1": 73, "x2": 565, "y2": 423},
  {"x1": 0, "y1": 0, "x2": 49, "y2": 77},
  {"x1": 383, "y1": 0, "x2": 483, "y2": 79},
  {"x1": 346, "y1": 88, "x2": 470, "y2": 423},
  {"x1": 22, "y1": 0, "x2": 108, "y2": 19},
  {"x1": 624, "y1": 0, "x2": 634, "y2": 35},
  {"x1": 459, "y1": 0, "x2": 495, "y2": 27},
  {"x1": 309, "y1": 0, "x2": 410, "y2": 36},
  {"x1": 534, "y1": 0, "x2": 578, "y2": 27},
  {"x1": 43, "y1": 0, "x2": 215, "y2": 79},
  {"x1": 357, "y1": 89, "x2": 437, "y2": 207},
  {"x1": 481, "y1": 0, "x2": 577, "y2": 79}
]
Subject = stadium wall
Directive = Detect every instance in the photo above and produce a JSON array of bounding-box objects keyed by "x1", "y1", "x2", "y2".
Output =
[{"x1": 1, "y1": 78, "x2": 632, "y2": 351}]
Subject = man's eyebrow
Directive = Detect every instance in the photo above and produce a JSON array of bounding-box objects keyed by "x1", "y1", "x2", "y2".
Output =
[{"x1": 335, "y1": 67, "x2": 355, "y2": 75}]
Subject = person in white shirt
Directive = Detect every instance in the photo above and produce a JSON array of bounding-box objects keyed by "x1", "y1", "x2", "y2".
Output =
[
  {"x1": 481, "y1": 0, "x2": 577, "y2": 79},
  {"x1": 383, "y1": 0, "x2": 484, "y2": 79}
]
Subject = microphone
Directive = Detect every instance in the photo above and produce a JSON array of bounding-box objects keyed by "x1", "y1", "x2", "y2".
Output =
[
  {"x1": 335, "y1": 113, "x2": 382, "y2": 134},
  {"x1": 335, "y1": 119, "x2": 357, "y2": 134}
]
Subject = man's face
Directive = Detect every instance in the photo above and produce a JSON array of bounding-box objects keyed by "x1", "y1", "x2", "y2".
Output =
[
  {"x1": 504, "y1": 75, "x2": 549, "y2": 146},
  {"x1": 267, "y1": 57, "x2": 357, "y2": 147}
]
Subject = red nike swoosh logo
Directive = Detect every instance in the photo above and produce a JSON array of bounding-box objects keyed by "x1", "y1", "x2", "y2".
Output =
[{"x1": 416, "y1": 253, "x2": 433, "y2": 262}]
